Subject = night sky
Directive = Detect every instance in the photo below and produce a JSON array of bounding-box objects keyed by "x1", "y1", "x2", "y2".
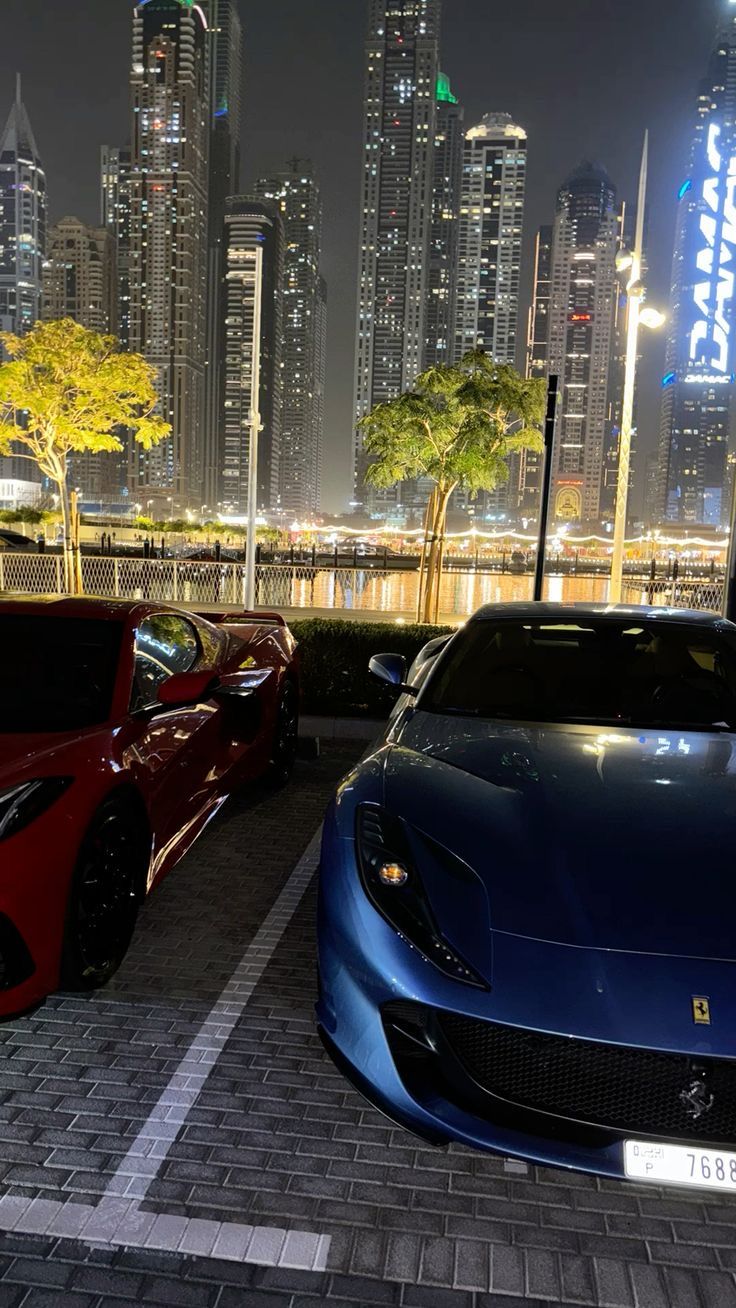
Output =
[{"x1": 0, "y1": 0, "x2": 719, "y2": 514}]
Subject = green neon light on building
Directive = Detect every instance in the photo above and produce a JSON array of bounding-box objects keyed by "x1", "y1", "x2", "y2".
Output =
[{"x1": 436, "y1": 72, "x2": 458, "y2": 104}]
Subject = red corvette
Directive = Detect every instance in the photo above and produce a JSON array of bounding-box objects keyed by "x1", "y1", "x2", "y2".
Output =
[{"x1": 0, "y1": 596, "x2": 299, "y2": 1015}]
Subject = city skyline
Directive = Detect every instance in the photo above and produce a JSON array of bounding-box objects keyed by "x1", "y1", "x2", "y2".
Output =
[{"x1": 0, "y1": 0, "x2": 726, "y2": 520}]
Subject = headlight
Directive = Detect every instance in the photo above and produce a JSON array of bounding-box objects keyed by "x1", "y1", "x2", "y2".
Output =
[
  {"x1": 355, "y1": 804, "x2": 488, "y2": 989},
  {"x1": 0, "y1": 778, "x2": 73, "y2": 843}
]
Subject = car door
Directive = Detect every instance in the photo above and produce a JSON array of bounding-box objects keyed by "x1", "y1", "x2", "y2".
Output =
[{"x1": 123, "y1": 613, "x2": 220, "y2": 865}]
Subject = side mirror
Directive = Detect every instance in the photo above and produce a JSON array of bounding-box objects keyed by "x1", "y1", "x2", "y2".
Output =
[
  {"x1": 369, "y1": 653, "x2": 417, "y2": 696},
  {"x1": 157, "y1": 669, "x2": 218, "y2": 708}
]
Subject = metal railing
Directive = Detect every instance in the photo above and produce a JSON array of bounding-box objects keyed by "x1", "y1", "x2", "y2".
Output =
[
  {"x1": 622, "y1": 577, "x2": 724, "y2": 614},
  {"x1": 0, "y1": 552, "x2": 727, "y2": 619}
]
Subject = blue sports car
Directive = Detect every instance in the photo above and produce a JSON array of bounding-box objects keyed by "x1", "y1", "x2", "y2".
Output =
[{"x1": 317, "y1": 603, "x2": 736, "y2": 1192}]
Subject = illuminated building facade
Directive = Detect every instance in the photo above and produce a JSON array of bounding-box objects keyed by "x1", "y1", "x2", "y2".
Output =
[
  {"x1": 42, "y1": 218, "x2": 119, "y2": 502},
  {"x1": 657, "y1": 3, "x2": 736, "y2": 526},
  {"x1": 518, "y1": 225, "x2": 553, "y2": 519},
  {"x1": 101, "y1": 146, "x2": 132, "y2": 349},
  {"x1": 43, "y1": 218, "x2": 114, "y2": 334},
  {"x1": 424, "y1": 72, "x2": 463, "y2": 370},
  {"x1": 256, "y1": 162, "x2": 326, "y2": 518},
  {"x1": 455, "y1": 113, "x2": 527, "y2": 365},
  {"x1": 221, "y1": 199, "x2": 284, "y2": 514},
  {"x1": 354, "y1": 0, "x2": 441, "y2": 511},
  {"x1": 0, "y1": 76, "x2": 46, "y2": 486},
  {"x1": 201, "y1": 0, "x2": 243, "y2": 508},
  {"x1": 128, "y1": 0, "x2": 210, "y2": 505},
  {"x1": 547, "y1": 161, "x2": 621, "y2": 526}
]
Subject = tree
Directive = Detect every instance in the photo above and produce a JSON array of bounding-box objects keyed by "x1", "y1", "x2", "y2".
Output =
[
  {"x1": 358, "y1": 350, "x2": 546, "y2": 623},
  {"x1": 0, "y1": 318, "x2": 170, "y2": 592}
]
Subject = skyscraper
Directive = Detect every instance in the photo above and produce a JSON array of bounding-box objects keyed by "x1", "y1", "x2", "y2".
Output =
[
  {"x1": 128, "y1": 0, "x2": 210, "y2": 508},
  {"x1": 101, "y1": 146, "x2": 133, "y2": 349},
  {"x1": 0, "y1": 76, "x2": 46, "y2": 489},
  {"x1": 354, "y1": 0, "x2": 441, "y2": 510},
  {"x1": 43, "y1": 218, "x2": 115, "y2": 334},
  {"x1": 547, "y1": 162, "x2": 622, "y2": 525},
  {"x1": 42, "y1": 219, "x2": 119, "y2": 503},
  {"x1": 518, "y1": 224, "x2": 553, "y2": 518},
  {"x1": 221, "y1": 198, "x2": 284, "y2": 514},
  {"x1": 201, "y1": 0, "x2": 243, "y2": 509},
  {"x1": 0, "y1": 76, "x2": 46, "y2": 338},
  {"x1": 657, "y1": 2, "x2": 736, "y2": 527},
  {"x1": 424, "y1": 72, "x2": 463, "y2": 370},
  {"x1": 455, "y1": 113, "x2": 527, "y2": 365},
  {"x1": 256, "y1": 161, "x2": 326, "y2": 519}
]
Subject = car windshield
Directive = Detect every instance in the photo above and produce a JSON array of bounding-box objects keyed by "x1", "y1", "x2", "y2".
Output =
[
  {"x1": 0, "y1": 615, "x2": 124, "y2": 733},
  {"x1": 423, "y1": 618, "x2": 736, "y2": 731}
]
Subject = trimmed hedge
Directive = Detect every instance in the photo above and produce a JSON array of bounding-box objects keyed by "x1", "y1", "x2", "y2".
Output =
[{"x1": 290, "y1": 617, "x2": 455, "y2": 718}]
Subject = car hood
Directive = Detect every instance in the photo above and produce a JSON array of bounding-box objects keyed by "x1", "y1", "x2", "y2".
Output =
[
  {"x1": 386, "y1": 709, "x2": 736, "y2": 961},
  {"x1": 0, "y1": 728, "x2": 110, "y2": 785}
]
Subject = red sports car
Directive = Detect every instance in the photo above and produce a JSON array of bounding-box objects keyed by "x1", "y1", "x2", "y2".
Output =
[{"x1": 0, "y1": 596, "x2": 299, "y2": 1015}]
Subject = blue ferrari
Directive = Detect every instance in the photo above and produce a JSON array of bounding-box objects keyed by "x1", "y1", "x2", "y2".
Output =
[{"x1": 317, "y1": 603, "x2": 736, "y2": 1192}]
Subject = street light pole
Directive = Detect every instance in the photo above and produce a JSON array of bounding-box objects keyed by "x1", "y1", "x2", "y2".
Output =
[
  {"x1": 610, "y1": 132, "x2": 648, "y2": 604},
  {"x1": 245, "y1": 244, "x2": 264, "y2": 612}
]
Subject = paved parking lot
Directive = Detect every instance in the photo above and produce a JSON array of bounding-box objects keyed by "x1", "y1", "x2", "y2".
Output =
[{"x1": 0, "y1": 743, "x2": 735, "y2": 1307}]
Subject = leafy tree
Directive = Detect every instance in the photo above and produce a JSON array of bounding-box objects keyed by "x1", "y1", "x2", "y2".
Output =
[
  {"x1": 0, "y1": 318, "x2": 170, "y2": 592},
  {"x1": 358, "y1": 350, "x2": 546, "y2": 622}
]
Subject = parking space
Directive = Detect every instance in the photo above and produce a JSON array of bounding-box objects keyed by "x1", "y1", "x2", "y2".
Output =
[{"x1": 0, "y1": 744, "x2": 735, "y2": 1307}]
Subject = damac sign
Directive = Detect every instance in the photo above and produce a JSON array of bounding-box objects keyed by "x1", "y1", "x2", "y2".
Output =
[{"x1": 689, "y1": 123, "x2": 736, "y2": 377}]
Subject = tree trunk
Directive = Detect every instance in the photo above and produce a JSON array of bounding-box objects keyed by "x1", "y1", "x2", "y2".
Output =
[
  {"x1": 57, "y1": 475, "x2": 76, "y2": 594},
  {"x1": 420, "y1": 484, "x2": 454, "y2": 624},
  {"x1": 416, "y1": 487, "x2": 437, "y2": 623}
]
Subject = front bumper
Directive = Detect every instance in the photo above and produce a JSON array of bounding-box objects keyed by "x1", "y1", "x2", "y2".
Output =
[
  {"x1": 316, "y1": 812, "x2": 736, "y2": 1179},
  {"x1": 0, "y1": 805, "x2": 80, "y2": 1015}
]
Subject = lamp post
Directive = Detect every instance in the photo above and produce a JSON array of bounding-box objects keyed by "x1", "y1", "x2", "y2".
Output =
[
  {"x1": 609, "y1": 131, "x2": 665, "y2": 604},
  {"x1": 245, "y1": 244, "x2": 264, "y2": 612}
]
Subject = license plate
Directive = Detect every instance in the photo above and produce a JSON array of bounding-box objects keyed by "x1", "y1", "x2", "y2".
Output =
[{"x1": 625, "y1": 1140, "x2": 736, "y2": 1191}]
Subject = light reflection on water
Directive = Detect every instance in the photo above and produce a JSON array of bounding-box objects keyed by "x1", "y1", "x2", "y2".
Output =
[{"x1": 265, "y1": 569, "x2": 610, "y2": 618}]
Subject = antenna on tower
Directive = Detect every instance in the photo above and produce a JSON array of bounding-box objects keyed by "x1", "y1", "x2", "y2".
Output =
[{"x1": 15, "y1": 73, "x2": 21, "y2": 107}]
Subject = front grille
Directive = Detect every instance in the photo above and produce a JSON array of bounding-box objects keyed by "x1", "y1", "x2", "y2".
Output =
[{"x1": 441, "y1": 1013, "x2": 736, "y2": 1146}]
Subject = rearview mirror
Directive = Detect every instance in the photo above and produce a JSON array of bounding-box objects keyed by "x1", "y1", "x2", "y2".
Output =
[
  {"x1": 369, "y1": 653, "x2": 417, "y2": 696},
  {"x1": 157, "y1": 669, "x2": 218, "y2": 708}
]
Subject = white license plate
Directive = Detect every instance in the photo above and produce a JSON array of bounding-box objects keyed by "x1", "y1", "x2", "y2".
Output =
[{"x1": 625, "y1": 1140, "x2": 736, "y2": 1192}]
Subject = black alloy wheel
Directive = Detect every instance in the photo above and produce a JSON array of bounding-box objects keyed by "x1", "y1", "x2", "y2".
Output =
[
  {"x1": 61, "y1": 801, "x2": 146, "y2": 990},
  {"x1": 268, "y1": 680, "x2": 299, "y2": 788}
]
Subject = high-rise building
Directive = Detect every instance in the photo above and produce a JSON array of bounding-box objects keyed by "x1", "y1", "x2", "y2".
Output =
[
  {"x1": 221, "y1": 198, "x2": 284, "y2": 514},
  {"x1": 547, "y1": 161, "x2": 622, "y2": 526},
  {"x1": 657, "y1": 3, "x2": 736, "y2": 527},
  {"x1": 455, "y1": 113, "x2": 527, "y2": 365},
  {"x1": 354, "y1": 0, "x2": 441, "y2": 511},
  {"x1": 424, "y1": 72, "x2": 463, "y2": 370},
  {"x1": 42, "y1": 218, "x2": 119, "y2": 503},
  {"x1": 0, "y1": 76, "x2": 46, "y2": 339},
  {"x1": 128, "y1": 0, "x2": 210, "y2": 508},
  {"x1": 101, "y1": 146, "x2": 132, "y2": 349},
  {"x1": 454, "y1": 111, "x2": 527, "y2": 521},
  {"x1": 43, "y1": 218, "x2": 115, "y2": 333},
  {"x1": 0, "y1": 75, "x2": 47, "y2": 488},
  {"x1": 518, "y1": 225, "x2": 553, "y2": 519},
  {"x1": 256, "y1": 161, "x2": 326, "y2": 519},
  {"x1": 201, "y1": 0, "x2": 243, "y2": 509}
]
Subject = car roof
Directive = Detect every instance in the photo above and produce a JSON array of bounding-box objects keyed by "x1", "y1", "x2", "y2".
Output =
[
  {"x1": 0, "y1": 595, "x2": 188, "y2": 622},
  {"x1": 470, "y1": 601, "x2": 732, "y2": 629}
]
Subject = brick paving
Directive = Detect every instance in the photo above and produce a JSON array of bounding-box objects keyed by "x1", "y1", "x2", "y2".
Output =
[{"x1": 0, "y1": 744, "x2": 734, "y2": 1305}]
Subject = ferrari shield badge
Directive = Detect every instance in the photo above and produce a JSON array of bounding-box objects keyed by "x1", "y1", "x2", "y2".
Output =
[{"x1": 692, "y1": 997, "x2": 711, "y2": 1026}]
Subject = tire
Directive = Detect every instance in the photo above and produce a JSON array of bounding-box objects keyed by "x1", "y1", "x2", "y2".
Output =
[
  {"x1": 61, "y1": 800, "x2": 147, "y2": 991},
  {"x1": 266, "y1": 679, "x2": 299, "y2": 788}
]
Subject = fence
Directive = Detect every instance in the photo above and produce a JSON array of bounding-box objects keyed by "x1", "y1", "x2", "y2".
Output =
[
  {"x1": 621, "y1": 577, "x2": 724, "y2": 614},
  {"x1": 0, "y1": 552, "x2": 727, "y2": 619}
]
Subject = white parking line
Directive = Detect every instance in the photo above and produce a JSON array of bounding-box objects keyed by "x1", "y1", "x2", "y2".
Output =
[{"x1": 0, "y1": 826, "x2": 331, "y2": 1273}]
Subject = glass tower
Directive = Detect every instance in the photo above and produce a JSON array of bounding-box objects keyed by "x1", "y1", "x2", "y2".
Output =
[
  {"x1": 657, "y1": 3, "x2": 736, "y2": 527},
  {"x1": 354, "y1": 0, "x2": 441, "y2": 512},
  {"x1": 256, "y1": 161, "x2": 326, "y2": 519}
]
